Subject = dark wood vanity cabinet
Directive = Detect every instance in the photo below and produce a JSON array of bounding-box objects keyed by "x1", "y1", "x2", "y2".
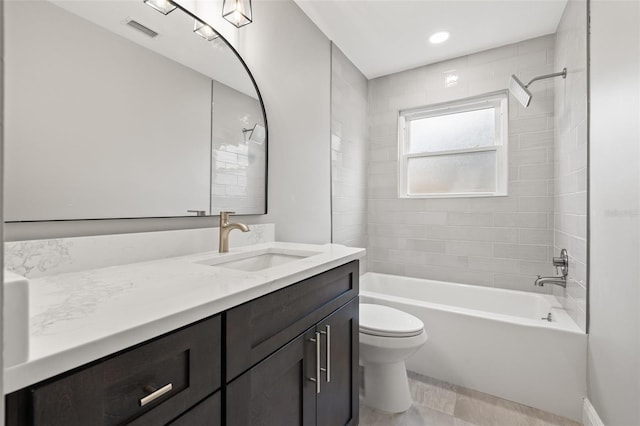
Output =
[
  {"x1": 167, "y1": 392, "x2": 221, "y2": 426},
  {"x1": 316, "y1": 298, "x2": 359, "y2": 426},
  {"x1": 6, "y1": 261, "x2": 359, "y2": 426},
  {"x1": 7, "y1": 315, "x2": 223, "y2": 426},
  {"x1": 226, "y1": 298, "x2": 359, "y2": 426},
  {"x1": 225, "y1": 261, "x2": 359, "y2": 382},
  {"x1": 227, "y1": 328, "x2": 318, "y2": 426}
]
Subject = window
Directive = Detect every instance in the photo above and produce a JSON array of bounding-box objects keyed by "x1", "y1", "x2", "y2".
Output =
[{"x1": 398, "y1": 92, "x2": 508, "y2": 198}]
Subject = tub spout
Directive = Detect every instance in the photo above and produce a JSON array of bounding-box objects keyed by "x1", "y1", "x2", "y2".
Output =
[{"x1": 534, "y1": 275, "x2": 567, "y2": 288}]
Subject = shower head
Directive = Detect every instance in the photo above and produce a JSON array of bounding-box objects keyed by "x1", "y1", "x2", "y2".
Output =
[
  {"x1": 242, "y1": 123, "x2": 266, "y2": 144},
  {"x1": 509, "y1": 75, "x2": 532, "y2": 108},
  {"x1": 508, "y1": 68, "x2": 567, "y2": 108}
]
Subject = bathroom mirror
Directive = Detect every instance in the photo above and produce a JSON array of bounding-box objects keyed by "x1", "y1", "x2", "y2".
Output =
[{"x1": 4, "y1": 0, "x2": 267, "y2": 221}]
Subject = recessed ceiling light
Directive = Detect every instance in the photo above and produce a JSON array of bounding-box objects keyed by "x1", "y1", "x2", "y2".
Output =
[{"x1": 429, "y1": 31, "x2": 450, "y2": 44}]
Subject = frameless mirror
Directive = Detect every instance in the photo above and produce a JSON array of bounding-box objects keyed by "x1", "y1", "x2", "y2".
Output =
[{"x1": 4, "y1": 0, "x2": 267, "y2": 221}]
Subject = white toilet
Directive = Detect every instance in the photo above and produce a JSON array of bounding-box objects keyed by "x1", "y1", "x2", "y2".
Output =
[{"x1": 359, "y1": 303, "x2": 427, "y2": 413}]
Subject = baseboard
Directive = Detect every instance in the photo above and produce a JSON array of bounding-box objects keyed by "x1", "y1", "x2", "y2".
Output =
[{"x1": 583, "y1": 398, "x2": 605, "y2": 426}]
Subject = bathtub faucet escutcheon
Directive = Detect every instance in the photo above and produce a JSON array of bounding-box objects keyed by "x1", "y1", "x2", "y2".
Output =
[{"x1": 534, "y1": 249, "x2": 568, "y2": 288}]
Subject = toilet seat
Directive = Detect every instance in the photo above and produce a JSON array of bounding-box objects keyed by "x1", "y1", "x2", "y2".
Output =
[{"x1": 360, "y1": 304, "x2": 424, "y2": 338}]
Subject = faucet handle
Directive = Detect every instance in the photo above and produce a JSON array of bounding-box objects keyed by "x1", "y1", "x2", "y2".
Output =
[
  {"x1": 552, "y1": 248, "x2": 569, "y2": 277},
  {"x1": 220, "y1": 211, "x2": 236, "y2": 222},
  {"x1": 552, "y1": 248, "x2": 568, "y2": 266}
]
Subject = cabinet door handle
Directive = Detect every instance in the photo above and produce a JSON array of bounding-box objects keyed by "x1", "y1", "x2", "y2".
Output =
[
  {"x1": 320, "y1": 325, "x2": 330, "y2": 383},
  {"x1": 139, "y1": 383, "x2": 173, "y2": 407},
  {"x1": 308, "y1": 332, "x2": 321, "y2": 394}
]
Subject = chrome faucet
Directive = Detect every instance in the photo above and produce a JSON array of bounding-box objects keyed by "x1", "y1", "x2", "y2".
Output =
[
  {"x1": 534, "y1": 249, "x2": 568, "y2": 288},
  {"x1": 219, "y1": 211, "x2": 250, "y2": 253},
  {"x1": 534, "y1": 275, "x2": 567, "y2": 288}
]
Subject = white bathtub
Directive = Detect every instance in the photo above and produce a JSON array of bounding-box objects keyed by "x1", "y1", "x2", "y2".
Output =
[{"x1": 360, "y1": 272, "x2": 586, "y2": 421}]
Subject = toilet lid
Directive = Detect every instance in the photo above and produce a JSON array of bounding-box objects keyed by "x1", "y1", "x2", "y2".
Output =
[{"x1": 360, "y1": 304, "x2": 424, "y2": 337}]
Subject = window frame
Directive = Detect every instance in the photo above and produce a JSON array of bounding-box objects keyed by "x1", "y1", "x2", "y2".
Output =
[{"x1": 397, "y1": 91, "x2": 509, "y2": 199}]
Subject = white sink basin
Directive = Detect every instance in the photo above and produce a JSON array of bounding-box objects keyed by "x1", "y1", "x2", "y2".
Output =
[
  {"x1": 213, "y1": 253, "x2": 305, "y2": 272},
  {"x1": 195, "y1": 248, "x2": 320, "y2": 272}
]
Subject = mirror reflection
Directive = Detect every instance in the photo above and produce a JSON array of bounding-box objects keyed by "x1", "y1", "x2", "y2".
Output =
[{"x1": 4, "y1": 0, "x2": 267, "y2": 221}]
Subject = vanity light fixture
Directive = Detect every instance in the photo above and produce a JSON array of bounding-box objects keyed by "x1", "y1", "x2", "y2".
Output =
[
  {"x1": 222, "y1": 0, "x2": 253, "y2": 28},
  {"x1": 194, "y1": 20, "x2": 220, "y2": 41},
  {"x1": 429, "y1": 31, "x2": 450, "y2": 44},
  {"x1": 143, "y1": 0, "x2": 176, "y2": 15}
]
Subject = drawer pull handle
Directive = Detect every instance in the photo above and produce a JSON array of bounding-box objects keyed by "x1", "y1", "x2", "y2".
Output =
[
  {"x1": 320, "y1": 325, "x2": 331, "y2": 383},
  {"x1": 140, "y1": 383, "x2": 173, "y2": 407},
  {"x1": 308, "y1": 332, "x2": 321, "y2": 394}
]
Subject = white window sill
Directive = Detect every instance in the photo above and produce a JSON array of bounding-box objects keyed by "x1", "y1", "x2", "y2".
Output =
[{"x1": 399, "y1": 192, "x2": 508, "y2": 199}]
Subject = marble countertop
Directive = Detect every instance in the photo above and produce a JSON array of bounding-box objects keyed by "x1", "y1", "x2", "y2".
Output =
[{"x1": 4, "y1": 242, "x2": 365, "y2": 394}]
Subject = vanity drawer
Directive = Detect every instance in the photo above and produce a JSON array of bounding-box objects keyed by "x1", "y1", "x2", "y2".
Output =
[
  {"x1": 226, "y1": 260, "x2": 359, "y2": 380},
  {"x1": 29, "y1": 315, "x2": 221, "y2": 426}
]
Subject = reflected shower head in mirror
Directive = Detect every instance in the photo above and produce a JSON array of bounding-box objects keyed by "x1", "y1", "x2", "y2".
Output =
[
  {"x1": 243, "y1": 124, "x2": 265, "y2": 144},
  {"x1": 509, "y1": 68, "x2": 567, "y2": 108}
]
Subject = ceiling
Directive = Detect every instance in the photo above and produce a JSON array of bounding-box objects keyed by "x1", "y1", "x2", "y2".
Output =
[{"x1": 294, "y1": 0, "x2": 568, "y2": 79}]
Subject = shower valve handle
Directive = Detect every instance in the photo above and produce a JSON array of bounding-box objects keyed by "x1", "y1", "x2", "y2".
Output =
[{"x1": 552, "y1": 249, "x2": 569, "y2": 277}]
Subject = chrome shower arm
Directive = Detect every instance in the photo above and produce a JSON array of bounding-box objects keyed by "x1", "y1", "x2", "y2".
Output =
[{"x1": 525, "y1": 68, "x2": 567, "y2": 88}]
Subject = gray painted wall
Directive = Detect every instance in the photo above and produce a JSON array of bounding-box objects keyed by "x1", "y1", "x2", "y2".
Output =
[
  {"x1": 588, "y1": 1, "x2": 640, "y2": 424},
  {"x1": 237, "y1": 0, "x2": 332, "y2": 244}
]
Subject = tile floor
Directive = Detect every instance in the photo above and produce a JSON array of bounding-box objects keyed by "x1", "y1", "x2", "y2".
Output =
[{"x1": 359, "y1": 372, "x2": 581, "y2": 426}]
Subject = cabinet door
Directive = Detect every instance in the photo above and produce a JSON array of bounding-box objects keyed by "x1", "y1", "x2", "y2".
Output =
[
  {"x1": 316, "y1": 298, "x2": 359, "y2": 426},
  {"x1": 226, "y1": 261, "x2": 359, "y2": 382},
  {"x1": 226, "y1": 329, "x2": 317, "y2": 426}
]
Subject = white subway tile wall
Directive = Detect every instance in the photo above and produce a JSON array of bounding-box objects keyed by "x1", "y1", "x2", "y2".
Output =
[
  {"x1": 331, "y1": 44, "x2": 369, "y2": 271},
  {"x1": 367, "y1": 35, "x2": 557, "y2": 293},
  {"x1": 553, "y1": 0, "x2": 588, "y2": 331}
]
